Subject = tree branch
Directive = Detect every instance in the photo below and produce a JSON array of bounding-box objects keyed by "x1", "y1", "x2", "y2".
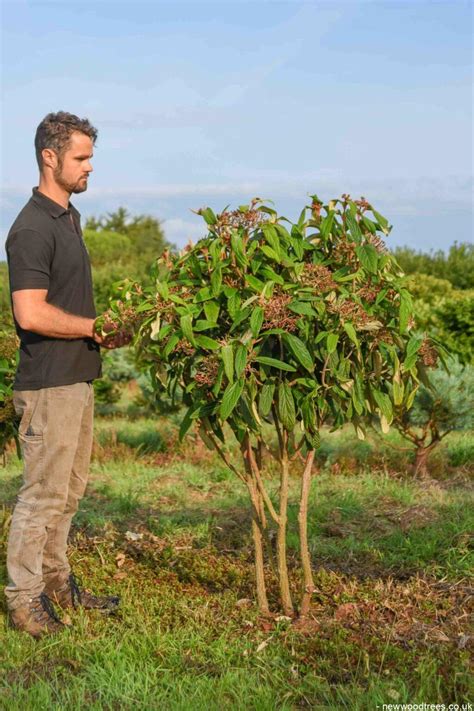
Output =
[
  {"x1": 204, "y1": 428, "x2": 246, "y2": 483},
  {"x1": 246, "y1": 436, "x2": 281, "y2": 525}
]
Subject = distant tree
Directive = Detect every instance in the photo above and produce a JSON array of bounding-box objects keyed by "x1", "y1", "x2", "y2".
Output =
[
  {"x1": 393, "y1": 358, "x2": 474, "y2": 477},
  {"x1": 84, "y1": 207, "x2": 171, "y2": 264},
  {"x1": 403, "y1": 274, "x2": 474, "y2": 364},
  {"x1": 83, "y1": 209, "x2": 174, "y2": 313},
  {"x1": 83, "y1": 229, "x2": 132, "y2": 266},
  {"x1": 436, "y1": 294, "x2": 474, "y2": 365},
  {"x1": 393, "y1": 242, "x2": 474, "y2": 290}
]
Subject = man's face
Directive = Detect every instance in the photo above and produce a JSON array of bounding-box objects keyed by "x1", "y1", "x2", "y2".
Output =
[{"x1": 53, "y1": 131, "x2": 94, "y2": 194}]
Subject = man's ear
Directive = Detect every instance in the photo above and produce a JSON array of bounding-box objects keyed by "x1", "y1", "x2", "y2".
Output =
[{"x1": 41, "y1": 148, "x2": 58, "y2": 170}]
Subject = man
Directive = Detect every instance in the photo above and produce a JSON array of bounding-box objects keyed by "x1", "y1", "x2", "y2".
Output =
[{"x1": 5, "y1": 111, "x2": 128, "y2": 638}]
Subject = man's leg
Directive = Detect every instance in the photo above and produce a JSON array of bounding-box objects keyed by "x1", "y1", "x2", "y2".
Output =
[
  {"x1": 42, "y1": 383, "x2": 119, "y2": 612},
  {"x1": 5, "y1": 383, "x2": 90, "y2": 611},
  {"x1": 42, "y1": 382, "x2": 94, "y2": 591}
]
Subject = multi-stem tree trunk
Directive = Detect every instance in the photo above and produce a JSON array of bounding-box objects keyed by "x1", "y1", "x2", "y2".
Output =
[
  {"x1": 237, "y1": 430, "x2": 318, "y2": 617},
  {"x1": 251, "y1": 513, "x2": 269, "y2": 614},
  {"x1": 277, "y1": 433, "x2": 294, "y2": 616},
  {"x1": 241, "y1": 440, "x2": 270, "y2": 614},
  {"x1": 298, "y1": 449, "x2": 316, "y2": 617}
]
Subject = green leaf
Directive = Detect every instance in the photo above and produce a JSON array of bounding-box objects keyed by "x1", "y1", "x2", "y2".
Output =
[
  {"x1": 372, "y1": 209, "x2": 390, "y2": 234},
  {"x1": 227, "y1": 293, "x2": 241, "y2": 319},
  {"x1": 259, "y1": 382, "x2": 275, "y2": 417},
  {"x1": 163, "y1": 334, "x2": 180, "y2": 358},
  {"x1": 356, "y1": 244, "x2": 378, "y2": 273},
  {"x1": 194, "y1": 286, "x2": 213, "y2": 302},
  {"x1": 155, "y1": 324, "x2": 173, "y2": 342},
  {"x1": 399, "y1": 289, "x2": 413, "y2": 335},
  {"x1": 305, "y1": 430, "x2": 321, "y2": 449},
  {"x1": 343, "y1": 322, "x2": 360, "y2": 348},
  {"x1": 275, "y1": 224, "x2": 292, "y2": 245},
  {"x1": 194, "y1": 335, "x2": 220, "y2": 351},
  {"x1": 261, "y1": 223, "x2": 282, "y2": 255},
  {"x1": 260, "y1": 245, "x2": 281, "y2": 263},
  {"x1": 250, "y1": 306, "x2": 264, "y2": 337},
  {"x1": 210, "y1": 267, "x2": 222, "y2": 296},
  {"x1": 372, "y1": 389, "x2": 393, "y2": 423},
  {"x1": 360, "y1": 215, "x2": 377, "y2": 234},
  {"x1": 393, "y1": 370, "x2": 404, "y2": 406},
  {"x1": 406, "y1": 334, "x2": 423, "y2": 360},
  {"x1": 230, "y1": 232, "x2": 249, "y2": 268},
  {"x1": 180, "y1": 314, "x2": 195, "y2": 345},
  {"x1": 301, "y1": 397, "x2": 316, "y2": 430},
  {"x1": 255, "y1": 356, "x2": 297, "y2": 372},
  {"x1": 234, "y1": 344, "x2": 247, "y2": 378},
  {"x1": 200, "y1": 207, "x2": 217, "y2": 225},
  {"x1": 245, "y1": 274, "x2": 265, "y2": 292},
  {"x1": 221, "y1": 345, "x2": 234, "y2": 382},
  {"x1": 135, "y1": 301, "x2": 156, "y2": 313},
  {"x1": 405, "y1": 385, "x2": 418, "y2": 410},
  {"x1": 282, "y1": 333, "x2": 314, "y2": 372},
  {"x1": 351, "y1": 377, "x2": 364, "y2": 415},
  {"x1": 288, "y1": 301, "x2": 317, "y2": 317},
  {"x1": 326, "y1": 333, "x2": 339, "y2": 354},
  {"x1": 193, "y1": 319, "x2": 218, "y2": 332},
  {"x1": 179, "y1": 404, "x2": 198, "y2": 441},
  {"x1": 319, "y1": 212, "x2": 334, "y2": 238},
  {"x1": 220, "y1": 379, "x2": 244, "y2": 420},
  {"x1": 261, "y1": 267, "x2": 284, "y2": 285},
  {"x1": 278, "y1": 382, "x2": 296, "y2": 430},
  {"x1": 346, "y1": 211, "x2": 363, "y2": 242},
  {"x1": 229, "y1": 307, "x2": 251, "y2": 331},
  {"x1": 209, "y1": 238, "x2": 221, "y2": 266},
  {"x1": 204, "y1": 300, "x2": 220, "y2": 323},
  {"x1": 212, "y1": 363, "x2": 224, "y2": 395},
  {"x1": 333, "y1": 268, "x2": 363, "y2": 283}
]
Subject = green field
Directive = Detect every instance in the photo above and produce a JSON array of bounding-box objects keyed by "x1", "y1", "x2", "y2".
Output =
[{"x1": 1, "y1": 416, "x2": 473, "y2": 710}]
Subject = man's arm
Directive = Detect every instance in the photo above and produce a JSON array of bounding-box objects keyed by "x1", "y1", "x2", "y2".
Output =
[
  {"x1": 12, "y1": 289, "x2": 96, "y2": 339},
  {"x1": 12, "y1": 289, "x2": 130, "y2": 348}
]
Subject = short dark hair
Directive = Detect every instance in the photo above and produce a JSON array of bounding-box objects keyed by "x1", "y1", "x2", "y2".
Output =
[{"x1": 34, "y1": 111, "x2": 98, "y2": 169}]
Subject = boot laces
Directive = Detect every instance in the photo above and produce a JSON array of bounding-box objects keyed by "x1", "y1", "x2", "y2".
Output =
[
  {"x1": 69, "y1": 574, "x2": 83, "y2": 606},
  {"x1": 30, "y1": 593, "x2": 62, "y2": 624}
]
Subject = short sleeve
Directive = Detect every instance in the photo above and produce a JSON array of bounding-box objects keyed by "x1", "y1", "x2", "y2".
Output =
[{"x1": 6, "y1": 229, "x2": 53, "y2": 292}]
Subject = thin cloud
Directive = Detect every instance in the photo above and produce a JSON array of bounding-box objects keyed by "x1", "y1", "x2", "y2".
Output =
[{"x1": 2, "y1": 175, "x2": 471, "y2": 218}]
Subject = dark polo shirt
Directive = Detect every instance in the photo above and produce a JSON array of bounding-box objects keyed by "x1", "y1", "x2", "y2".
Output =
[{"x1": 6, "y1": 187, "x2": 101, "y2": 390}]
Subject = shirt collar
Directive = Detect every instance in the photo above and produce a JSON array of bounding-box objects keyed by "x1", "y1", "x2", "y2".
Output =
[{"x1": 31, "y1": 187, "x2": 81, "y2": 220}]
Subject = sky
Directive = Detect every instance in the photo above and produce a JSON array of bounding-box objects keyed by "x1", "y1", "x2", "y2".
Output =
[{"x1": 1, "y1": 0, "x2": 472, "y2": 258}]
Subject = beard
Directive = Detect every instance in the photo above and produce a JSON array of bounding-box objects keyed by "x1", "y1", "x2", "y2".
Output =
[{"x1": 53, "y1": 162, "x2": 89, "y2": 194}]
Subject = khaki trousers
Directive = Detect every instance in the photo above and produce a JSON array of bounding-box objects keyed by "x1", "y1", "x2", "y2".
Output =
[{"x1": 5, "y1": 382, "x2": 94, "y2": 610}]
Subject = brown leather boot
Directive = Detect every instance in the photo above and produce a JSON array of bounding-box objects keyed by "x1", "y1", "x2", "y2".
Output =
[
  {"x1": 9, "y1": 593, "x2": 67, "y2": 639},
  {"x1": 45, "y1": 574, "x2": 120, "y2": 612}
]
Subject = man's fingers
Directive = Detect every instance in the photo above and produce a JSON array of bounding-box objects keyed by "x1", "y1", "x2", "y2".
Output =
[
  {"x1": 98, "y1": 332, "x2": 132, "y2": 349},
  {"x1": 93, "y1": 326, "x2": 132, "y2": 348}
]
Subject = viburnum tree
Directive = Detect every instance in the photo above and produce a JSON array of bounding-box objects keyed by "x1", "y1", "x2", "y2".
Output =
[{"x1": 95, "y1": 195, "x2": 443, "y2": 617}]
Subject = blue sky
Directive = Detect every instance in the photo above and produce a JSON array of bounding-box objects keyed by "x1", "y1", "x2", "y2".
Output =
[{"x1": 1, "y1": 0, "x2": 472, "y2": 257}]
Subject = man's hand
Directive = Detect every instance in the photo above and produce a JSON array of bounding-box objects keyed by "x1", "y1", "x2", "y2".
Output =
[
  {"x1": 94, "y1": 331, "x2": 132, "y2": 349},
  {"x1": 92, "y1": 319, "x2": 132, "y2": 349}
]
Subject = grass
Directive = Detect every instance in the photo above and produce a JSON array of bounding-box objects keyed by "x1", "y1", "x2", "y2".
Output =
[{"x1": 0, "y1": 417, "x2": 473, "y2": 710}]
